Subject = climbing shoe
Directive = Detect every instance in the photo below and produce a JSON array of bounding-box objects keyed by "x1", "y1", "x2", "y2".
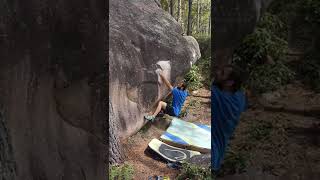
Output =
[
  {"x1": 167, "y1": 162, "x2": 182, "y2": 170},
  {"x1": 148, "y1": 176, "x2": 170, "y2": 180},
  {"x1": 144, "y1": 115, "x2": 155, "y2": 122}
]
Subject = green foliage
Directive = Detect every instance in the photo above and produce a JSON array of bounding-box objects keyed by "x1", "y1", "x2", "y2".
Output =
[
  {"x1": 109, "y1": 163, "x2": 134, "y2": 180},
  {"x1": 179, "y1": 108, "x2": 188, "y2": 118},
  {"x1": 185, "y1": 65, "x2": 203, "y2": 91},
  {"x1": 197, "y1": 57, "x2": 212, "y2": 87},
  {"x1": 138, "y1": 123, "x2": 151, "y2": 134},
  {"x1": 218, "y1": 150, "x2": 248, "y2": 176},
  {"x1": 218, "y1": 116, "x2": 281, "y2": 176},
  {"x1": 297, "y1": 0, "x2": 320, "y2": 25},
  {"x1": 247, "y1": 62, "x2": 295, "y2": 94},
  {"x1": 195, "y1": 35, "x2": 211, "y2": 58},
  {"x1": 293, "y1": 0, "x2": 320, "y2": 91},
  {"x1": 298, "y1": 0, "x2": 320, "y2": 51},
  {"x1": 268, "y1": 0, "x2": 295, "y2": 16},
  {"x1": 267, "y1": 0, "x2": 320, "y2": 92},
  {"x1": 177, "y1": 163, "x2": 213, "y2": 180},
  {"x1": 194, "y1": 36, "x2": 212, "y2": 88},
  {"x1": 234, "y1": 12, "x2": 292, "y2": 94},
  {"x1": 257, "y1": 13, "x2": 287, "y2": 40},
  {"x1": 234, "y1": 27, "x2": 288, "y2": 72},
  {"x1": 217, "y1": 116, "x2": 281, "y2": 176},
  {"x1": 188, "y1": 99, "x2": 201, "y2": 107},
  {"x1": 185, "y1": 57, "x2": 211, "y2": 90},
  {"x1": 268, "y1": 0, "x2": 320, "y2": 44},
  {"x1": 247, "y1": 118, "x2": 273, "y2": 141},
  {"x1": 299, "y1": 51, "x2": 320, "y2": 92},
  {"x1": 160, "y1": 0, "x2": 169, "y2": 11}
]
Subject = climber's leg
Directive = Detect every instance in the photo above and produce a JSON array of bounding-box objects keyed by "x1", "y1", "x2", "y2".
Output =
[{"x1": 144, "y1": 101, "x2": 167, "y2": 121}]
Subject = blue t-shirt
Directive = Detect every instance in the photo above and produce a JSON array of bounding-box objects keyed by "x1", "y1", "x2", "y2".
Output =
[
  {"x1": 211, "y1": 84, "x2": 247, "y2": 171},
  {"x1": 171, "y1": 87, "x2": 189, "y2": 116}
]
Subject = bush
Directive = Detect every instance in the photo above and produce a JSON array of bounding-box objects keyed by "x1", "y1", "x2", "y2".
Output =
[
  {"x1": 109, "y1": 163, "x2": 134, "y2": 180},
  {"x1": 177, "y1": 163, "x2": 213, "y2": 180},
  {"x1": 298, "y1": 0, "x2": 320, "y2": 25},
  {"x1": 299, "y1": 51, "x2": 320, "y2": 92},
  {"x1": 196, "y1": 56, "x2": 212, "y2": 87},
  {"x1": 183, "y1": 36, "x2": 212, "y2": 90},
  {"x1": 233, "y1": 11, "x2": 292, "y2": 94},
  {"x1": 257, "y1": 13, "x2": 288, "y2": 40},
  {"x1": 218, "y1": 150, "x2": 249, "y2": 176},
  {"x1": 159, "y1": 0, "x2": 169, "y2": 11},
  {"x1": 234, "y1": 28, "x2": 288, "y2": 73},
  {"x1": 248, "y1": 118, "x2": 273, "y2": 141},
  {"x1": 195, "y1": 35, "x2": 211, "y2": 58},
  {"x1": 185, "y1": 65, "x2": 203, "y2": 91},
  {"x1": 247, "y1": 61, "x2": 295, "y2": 94},
  {"x1": 195, "y1": 36, "x2": 212, "y2": 88}
]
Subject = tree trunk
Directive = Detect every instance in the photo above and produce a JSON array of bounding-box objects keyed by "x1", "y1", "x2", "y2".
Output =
[
  {"x1": 170, "y1": 0, "x2": 174, "y2": 16},
  {"x1": 177, "y1": 0, "x2": 181, "y2": 23},
  {"x1": 187, "y1": 0, "x2": 193, "y2": 35},
  {"x1": 208, "y1": 10, "x2": 211, "y2": 35},
  {"x1": 197, "y1": 0, "x2": 200, "y2": 34},
  {"x1": 181, "y1": 0, "x2": 186, "y2": 33},
  {"x1": 0, "y1": 109, "x2": 16, "y2": 179},
  {"x1": 109, "y1": 102, "x2": 125, "y2": 165},
  {"x1": 199, "y1": 0, "x2": 203, "y2": 34}
]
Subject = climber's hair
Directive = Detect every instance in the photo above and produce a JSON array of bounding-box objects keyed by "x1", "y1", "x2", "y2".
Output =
[
  {"x1": 225, "y1": 64, "x2": 248, "y2": 92},
  {"x1": 178, "y1": 80, "x2": 188, "y2": 91}
]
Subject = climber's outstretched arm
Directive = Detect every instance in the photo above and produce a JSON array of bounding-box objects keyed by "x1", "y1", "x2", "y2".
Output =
[{"x1": 159, "y1": 72, "x2": 173, "y2": 90}]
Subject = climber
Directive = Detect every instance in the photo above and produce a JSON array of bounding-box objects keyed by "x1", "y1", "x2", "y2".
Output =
[
  {"x1": 211, "y1": 64, "x2": 248, "y2": 172},
  {"x1": 144, "y1": 71, "x2": 189, "y2": 122}
]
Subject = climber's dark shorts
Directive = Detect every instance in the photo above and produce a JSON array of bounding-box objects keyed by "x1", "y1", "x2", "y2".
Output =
[{"x1": 164, "y1": 105, "x2": 176, "y2": 116}]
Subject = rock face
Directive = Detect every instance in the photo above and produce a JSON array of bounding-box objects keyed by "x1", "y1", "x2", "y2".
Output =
[
  {"x1": 212, "y1": 0, "x2": 274, "y2": 68},
  {"x1": 0, "y1": 1, "x2": 106, "y2": 180},
  {"x1": 109, "y1": 0, "x2": 200, "y2": 140}
]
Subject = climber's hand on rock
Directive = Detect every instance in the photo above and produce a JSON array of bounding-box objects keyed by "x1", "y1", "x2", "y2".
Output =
[
  {"x1": 159, "y1": 71, "x2": 165, "y2": 77},
  {"x1": 158, "y1": 71, "x2": 173, "y2": 90},
  {"x1": 156, "y1": 70, "x2": 165, "y2": 82}
]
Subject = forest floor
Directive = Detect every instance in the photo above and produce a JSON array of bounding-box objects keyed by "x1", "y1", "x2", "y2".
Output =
[
  {"x1": 122, "y1": 88, "x2": 211, "y2": 179},
  {"x1": 122, "y1": 82, "x2": 320, "y2": 180},
  {"x1": 219, "y1": 81, "x2": 320, "y2": 180}
]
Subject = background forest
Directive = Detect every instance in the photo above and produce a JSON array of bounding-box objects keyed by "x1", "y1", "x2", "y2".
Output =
[
  {"x1": 110, "y1": 1, "x2": 320, "y2": 179},
  {"x1": 160, "y1": 0, "x2": 211, "y2": 37}
]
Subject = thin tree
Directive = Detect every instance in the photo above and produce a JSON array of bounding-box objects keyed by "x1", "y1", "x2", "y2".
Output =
[
  {"x1": 187, "y1": 0, "x2": 193, "y2": 35},
  {"x1": 197, "y1": 0, "x2": 200, "y2": 34},
  {"x1": 199, "y1": 0, "x2": 202, "y2": 34},
  {"x1": 170, "y1": 0, "x2": 174, "y2": 16},
  {"x1": 177, "y1": 0, "x2": 181, "y2": 22},
  {"x1": 182, "y1": 0, "x2": 187, "y2": 33},
  {"x1": 208, "y1": 10, "x2": 211, "y2": 35}
]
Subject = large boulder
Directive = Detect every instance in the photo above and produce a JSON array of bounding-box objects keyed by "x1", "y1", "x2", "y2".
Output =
[
  {"x1": 0, "y1": 1, "x2": 106, "y2": 180},
  {"x1": 212, "y1": 0, "x2": 274, "y2": 68},
  {"x1": 109, "y1": 0, "x2": 200, "y2": 140}
]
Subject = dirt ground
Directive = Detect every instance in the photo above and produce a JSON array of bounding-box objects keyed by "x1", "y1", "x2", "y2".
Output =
[
  {"x1": 221, "y1": 82, "x2": 320, "y2": 180},
  {"x1": 122, "y1": 82, "x2": 320, "y2": 180},
  {"x1": 122, "y1": 88, "x2": 211, "y2": 179}
]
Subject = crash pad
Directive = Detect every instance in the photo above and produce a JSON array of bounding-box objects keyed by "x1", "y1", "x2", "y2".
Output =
[
  {"x1": 186, "y1": 154, "x2": 211, "y2": 168},
  {"x1": 160, "y1": 117, "x2": 211, "y2": 153},
  {"x1": 148, "y1": 139, "x2": 201, "y2": 162}
]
